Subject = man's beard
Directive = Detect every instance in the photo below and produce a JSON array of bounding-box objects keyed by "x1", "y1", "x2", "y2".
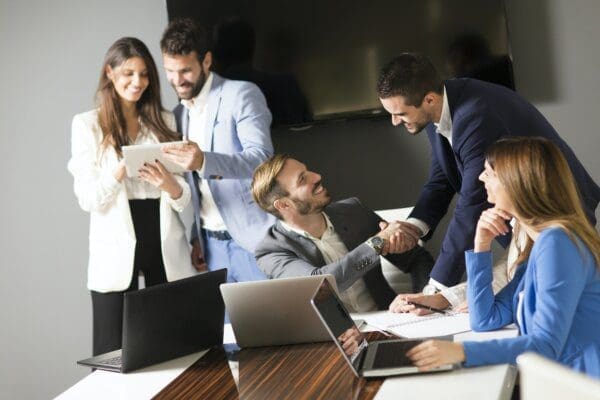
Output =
[
  {"x1": 406, "y1": 121, "x2": 428, "y2": 135},
  {"x1": 174, "y1": 69, "x2": 207, "y2": 100},
  {"x1": 292, "y1": 196, "x2": 331, "y2": 215},
  {"x1": 291, "y1": 185, "x2": 332, "y2": 215}
]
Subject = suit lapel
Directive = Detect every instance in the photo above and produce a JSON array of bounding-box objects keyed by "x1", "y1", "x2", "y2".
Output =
[
  {"x1": 427, "y1": 125, "x2": 461, "y2": 191},
  {"x1": 326, "y1": 210, "x2": 356, "y2": 250},
  {"x1": 204, "y1": 73, "x2": 224, "y2": 151},
  {"x1": 273, "y1": 222, "x2": 327, "y2": 267},
  {"x1": 173, "y1": 104, "x2": 185, "y2": 133}
]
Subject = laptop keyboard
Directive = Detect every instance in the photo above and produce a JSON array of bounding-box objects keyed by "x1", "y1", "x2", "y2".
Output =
[
  {"x1": 101, "y1": 355, "x2": 123, "y2": 366},
  {"x1": 372, "y1": 341, "x2": 419, "y2": 369}
]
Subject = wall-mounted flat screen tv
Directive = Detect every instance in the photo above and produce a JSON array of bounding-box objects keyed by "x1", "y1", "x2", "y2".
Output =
[{"x1": 167, "y1": 0, "x2": 513, "y2": 127}]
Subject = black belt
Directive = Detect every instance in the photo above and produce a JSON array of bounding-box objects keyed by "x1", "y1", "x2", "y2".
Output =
[{"x1": 204, "y1": 229, "x2": 232, "y2": 241}]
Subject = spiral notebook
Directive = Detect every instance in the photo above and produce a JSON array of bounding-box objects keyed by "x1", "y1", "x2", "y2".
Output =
[{"x1": 363, "y1": 311, "x2": 471, "y2": 338}]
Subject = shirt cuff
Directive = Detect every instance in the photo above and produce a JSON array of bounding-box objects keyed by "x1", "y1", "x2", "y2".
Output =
[
  {"x1": 428, "y1": 277, "x2": 449, "y2": 291},
  {"x1": 405, "y1": 217, "x2": 430, "y2": 238},
  {"x1": 440, "y1": 283, "x2": 467, "y2": 308},
  {"x1": 197, "y1": 155, "x2": 206, "y2": 175}
]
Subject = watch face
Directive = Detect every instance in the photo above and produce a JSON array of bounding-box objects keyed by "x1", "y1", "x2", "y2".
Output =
[
  {"x1": 372, "y1": 237, "x2": 384, "y2": 246},
  {"x1": 369, "y1": 236, "x2": 384, "y2": 254}
]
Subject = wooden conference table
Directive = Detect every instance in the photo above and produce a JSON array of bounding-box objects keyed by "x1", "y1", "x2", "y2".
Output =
[
  {"x1": 58, "y1": 323, "x2": 517, "y2": 399},
  {"x1": 152, "y1": 328, "x2": 517, "y2": 400},
  {"x1": 153, "y1": 332, "x2": 387, "y2": 400}
]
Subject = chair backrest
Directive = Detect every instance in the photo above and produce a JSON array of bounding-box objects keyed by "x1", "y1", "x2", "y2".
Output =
[{"x1": 517, "y1": 352, "x2": 600, "y2": 400}]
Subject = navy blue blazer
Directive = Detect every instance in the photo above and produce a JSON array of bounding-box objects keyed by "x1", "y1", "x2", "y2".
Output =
[{"x1": 410, "y1": 78, "x2": 600, "y2": 286}]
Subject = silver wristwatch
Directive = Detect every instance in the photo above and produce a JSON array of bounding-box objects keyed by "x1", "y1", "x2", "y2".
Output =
[{"x1": 366, "y1": 236, "x2": 385, "y2": 255}]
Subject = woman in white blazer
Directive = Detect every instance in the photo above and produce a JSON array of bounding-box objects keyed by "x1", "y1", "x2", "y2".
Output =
[{"x1": 67, "y1": 37, "x2": 196, "y2": 356}]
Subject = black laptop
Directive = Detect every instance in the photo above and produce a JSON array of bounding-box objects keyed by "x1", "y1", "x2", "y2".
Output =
[
  {"x1": 77, "y1": 269, "x2": 227, "y2": 373},
  {"x1": 310, "y1": 278, "x2": 453, "y2": 378}
]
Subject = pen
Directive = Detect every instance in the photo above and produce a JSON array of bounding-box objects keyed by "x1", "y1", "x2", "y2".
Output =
[{"x1": 406, "y1": 301, "x2": 452, "y2": 315}]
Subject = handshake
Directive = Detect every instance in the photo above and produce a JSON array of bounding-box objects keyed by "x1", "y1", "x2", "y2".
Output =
[{"x1": 375, "y1": 220, "x2": 422, "y2": 255}]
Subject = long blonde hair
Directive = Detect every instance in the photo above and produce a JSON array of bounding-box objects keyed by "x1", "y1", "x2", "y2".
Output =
[{"x1": 486, "y1": 136, "x2": 600, "y2": 268}]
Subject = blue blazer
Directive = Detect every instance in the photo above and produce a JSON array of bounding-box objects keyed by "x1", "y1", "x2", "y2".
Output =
[
  {"x1": 410, "y1": 78, "x2": 600, "y2": 285},
  {"x1": 463, "y1": 228, "x2": 600, "y2": 378},
  {"x1": 174, "y1": 73, "x2": 276, "y2": 252}
]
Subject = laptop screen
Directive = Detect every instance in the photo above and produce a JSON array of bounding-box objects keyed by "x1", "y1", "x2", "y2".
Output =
[{"x1": 310, "y1": 278, "x2": 368, "y2": 374}]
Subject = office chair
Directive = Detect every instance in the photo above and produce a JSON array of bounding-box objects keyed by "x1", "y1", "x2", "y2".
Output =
[{"x1": 517, "y1": 352, "x2": 600, "y2": 400}]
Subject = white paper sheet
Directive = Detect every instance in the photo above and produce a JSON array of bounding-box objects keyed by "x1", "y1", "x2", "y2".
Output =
[{"x1": 362, "y1": 311, "x2": 471, "y2": 338}]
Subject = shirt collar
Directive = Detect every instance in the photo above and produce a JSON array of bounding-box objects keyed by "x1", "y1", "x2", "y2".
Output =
[
  {"x1": 280, "y1": 212, "x2": 335, "y2": 240},
  {"x1": 434, "y1": 86, "x2": 452, "y2": 140},
  {"x1": 180, "y1": 72, "x2": 213, "y2": 113}
]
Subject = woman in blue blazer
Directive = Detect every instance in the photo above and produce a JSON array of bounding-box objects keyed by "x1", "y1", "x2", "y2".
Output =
[{"x1": 406, "y1": 137, "x2": 600, "y2": 378}]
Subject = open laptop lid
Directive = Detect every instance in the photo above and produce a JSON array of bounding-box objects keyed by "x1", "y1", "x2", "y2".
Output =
[
  {"x1": 310, "y1": 278, "x2": 367, "y2": 377},
  {"x1": 120, "y1": 269, "x2": 227, "y2": 372},
  {"x1": 220, "y1": 274, "x2": 338, "y2": 347}
]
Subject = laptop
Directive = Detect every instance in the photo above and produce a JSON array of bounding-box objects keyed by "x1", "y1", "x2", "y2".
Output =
[
  {"x1": 310, "y1": 278, "x2": 453, "y2": 378},
  {"x1": 220, "y1": 275, "x2": 339, "y2": 347},
  {"x1": 77, "y1": 269, "x2": 227, "y2": 373}
]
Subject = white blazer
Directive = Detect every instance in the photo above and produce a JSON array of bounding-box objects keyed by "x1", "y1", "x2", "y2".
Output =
[{"x1": 68, "y1": 109, "x2": 197, "y2": 293}]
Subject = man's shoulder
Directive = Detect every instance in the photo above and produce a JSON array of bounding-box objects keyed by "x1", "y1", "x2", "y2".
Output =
[
  {"x1": 256, "y1": 221, "x2": 299, "y2": 253},
  {"x1": 446, "y1": 78, "x2": 516, "y2": 113},
  {"x1": 219, "y1": 75, "x2": 263, "y2": 97}
]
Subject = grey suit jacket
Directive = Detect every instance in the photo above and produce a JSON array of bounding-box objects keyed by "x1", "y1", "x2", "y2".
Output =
[{"x1": 255, "y1": 197, "x2": 422, "y2": 310}]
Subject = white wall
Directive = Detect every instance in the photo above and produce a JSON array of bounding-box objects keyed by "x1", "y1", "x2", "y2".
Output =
[
  {"x1": 1, "y1": 1, "x2": 599, "y2": 399},
  {"x1": 507, "y1": 0, "x2": 600, "y2": 190},
  {"x1": 0, "y1": 1, "x2": 175, "y2": 398}
]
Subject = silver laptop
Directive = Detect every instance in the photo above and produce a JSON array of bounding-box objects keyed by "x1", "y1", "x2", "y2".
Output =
[
  {"x1": 220, "y1": 275, "x2": 338, "y2": 347},
  {"x1": 311, "y1": 278, "x2": 453, "y2": 378}
]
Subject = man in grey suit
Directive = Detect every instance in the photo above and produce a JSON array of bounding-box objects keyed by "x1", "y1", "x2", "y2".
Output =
[{"x1": 251, "y1": 154, "x2": 434, "y2": 312}]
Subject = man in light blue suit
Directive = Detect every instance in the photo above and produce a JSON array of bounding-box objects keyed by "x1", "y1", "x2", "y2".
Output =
[{"x1": 160, "y1": 18, "x2": 275, "y2": 282}]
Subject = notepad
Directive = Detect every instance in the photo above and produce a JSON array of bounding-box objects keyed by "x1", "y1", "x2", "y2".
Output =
[
  {"x1": 122, "y1": 141, "x2": 187, "y2": 178},
  {"x1": 363, "y1": 311, "x2": 471, "y2": 338}
]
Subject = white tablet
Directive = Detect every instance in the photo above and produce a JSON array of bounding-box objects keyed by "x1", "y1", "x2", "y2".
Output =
[{"x1": 122, "y1": 141, "x2": 187, "y2": 177}]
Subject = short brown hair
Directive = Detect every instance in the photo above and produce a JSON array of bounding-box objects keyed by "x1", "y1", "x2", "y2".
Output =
[
  {"x1": 377, "y1": 53, "x2": 443, "y2": 106},
  {"x1": 252, "y1": 154, "x2": 292, "y2": 219},
  {"x1": 160, "y1": 18, "x2": 209, "y2": 61}
]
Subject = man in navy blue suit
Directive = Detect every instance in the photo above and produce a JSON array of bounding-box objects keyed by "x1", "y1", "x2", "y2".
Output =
[{"x1": 377, "y1": 53, "x2": 600, "y2": 297}]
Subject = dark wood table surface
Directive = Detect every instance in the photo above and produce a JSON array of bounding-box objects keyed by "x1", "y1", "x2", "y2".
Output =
[{"x1": 153, "y1": 333, "x2": 387, "y2": 400}]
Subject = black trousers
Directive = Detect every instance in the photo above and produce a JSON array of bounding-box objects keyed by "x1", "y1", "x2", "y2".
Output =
[{"x1": 90, "y1": 199, "x2": 167, "y2": 356}]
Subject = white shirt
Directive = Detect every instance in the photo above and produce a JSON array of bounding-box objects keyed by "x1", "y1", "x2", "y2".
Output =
[
  {"x1": 181, "y1": 73, "x2": 227, "y2": 231},
  {"x1": 281, "y1": 214, "x2": 377, "y2": 313},
  {"x1": 434, "y1": 87, "x2": 452, "y2": 145},
  {"x1": 123, "y1": 124, "x2": 161, "y2": 200}
]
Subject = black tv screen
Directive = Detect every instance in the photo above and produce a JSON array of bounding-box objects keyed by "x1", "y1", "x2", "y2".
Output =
[{"x1": 167, "y1": 0, "x2": 513, "y2": 127}]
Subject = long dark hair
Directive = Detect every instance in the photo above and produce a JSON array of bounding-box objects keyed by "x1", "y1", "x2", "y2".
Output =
[{"x1": 96, "y1": 37, "x2": 179, "y2": 157}]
